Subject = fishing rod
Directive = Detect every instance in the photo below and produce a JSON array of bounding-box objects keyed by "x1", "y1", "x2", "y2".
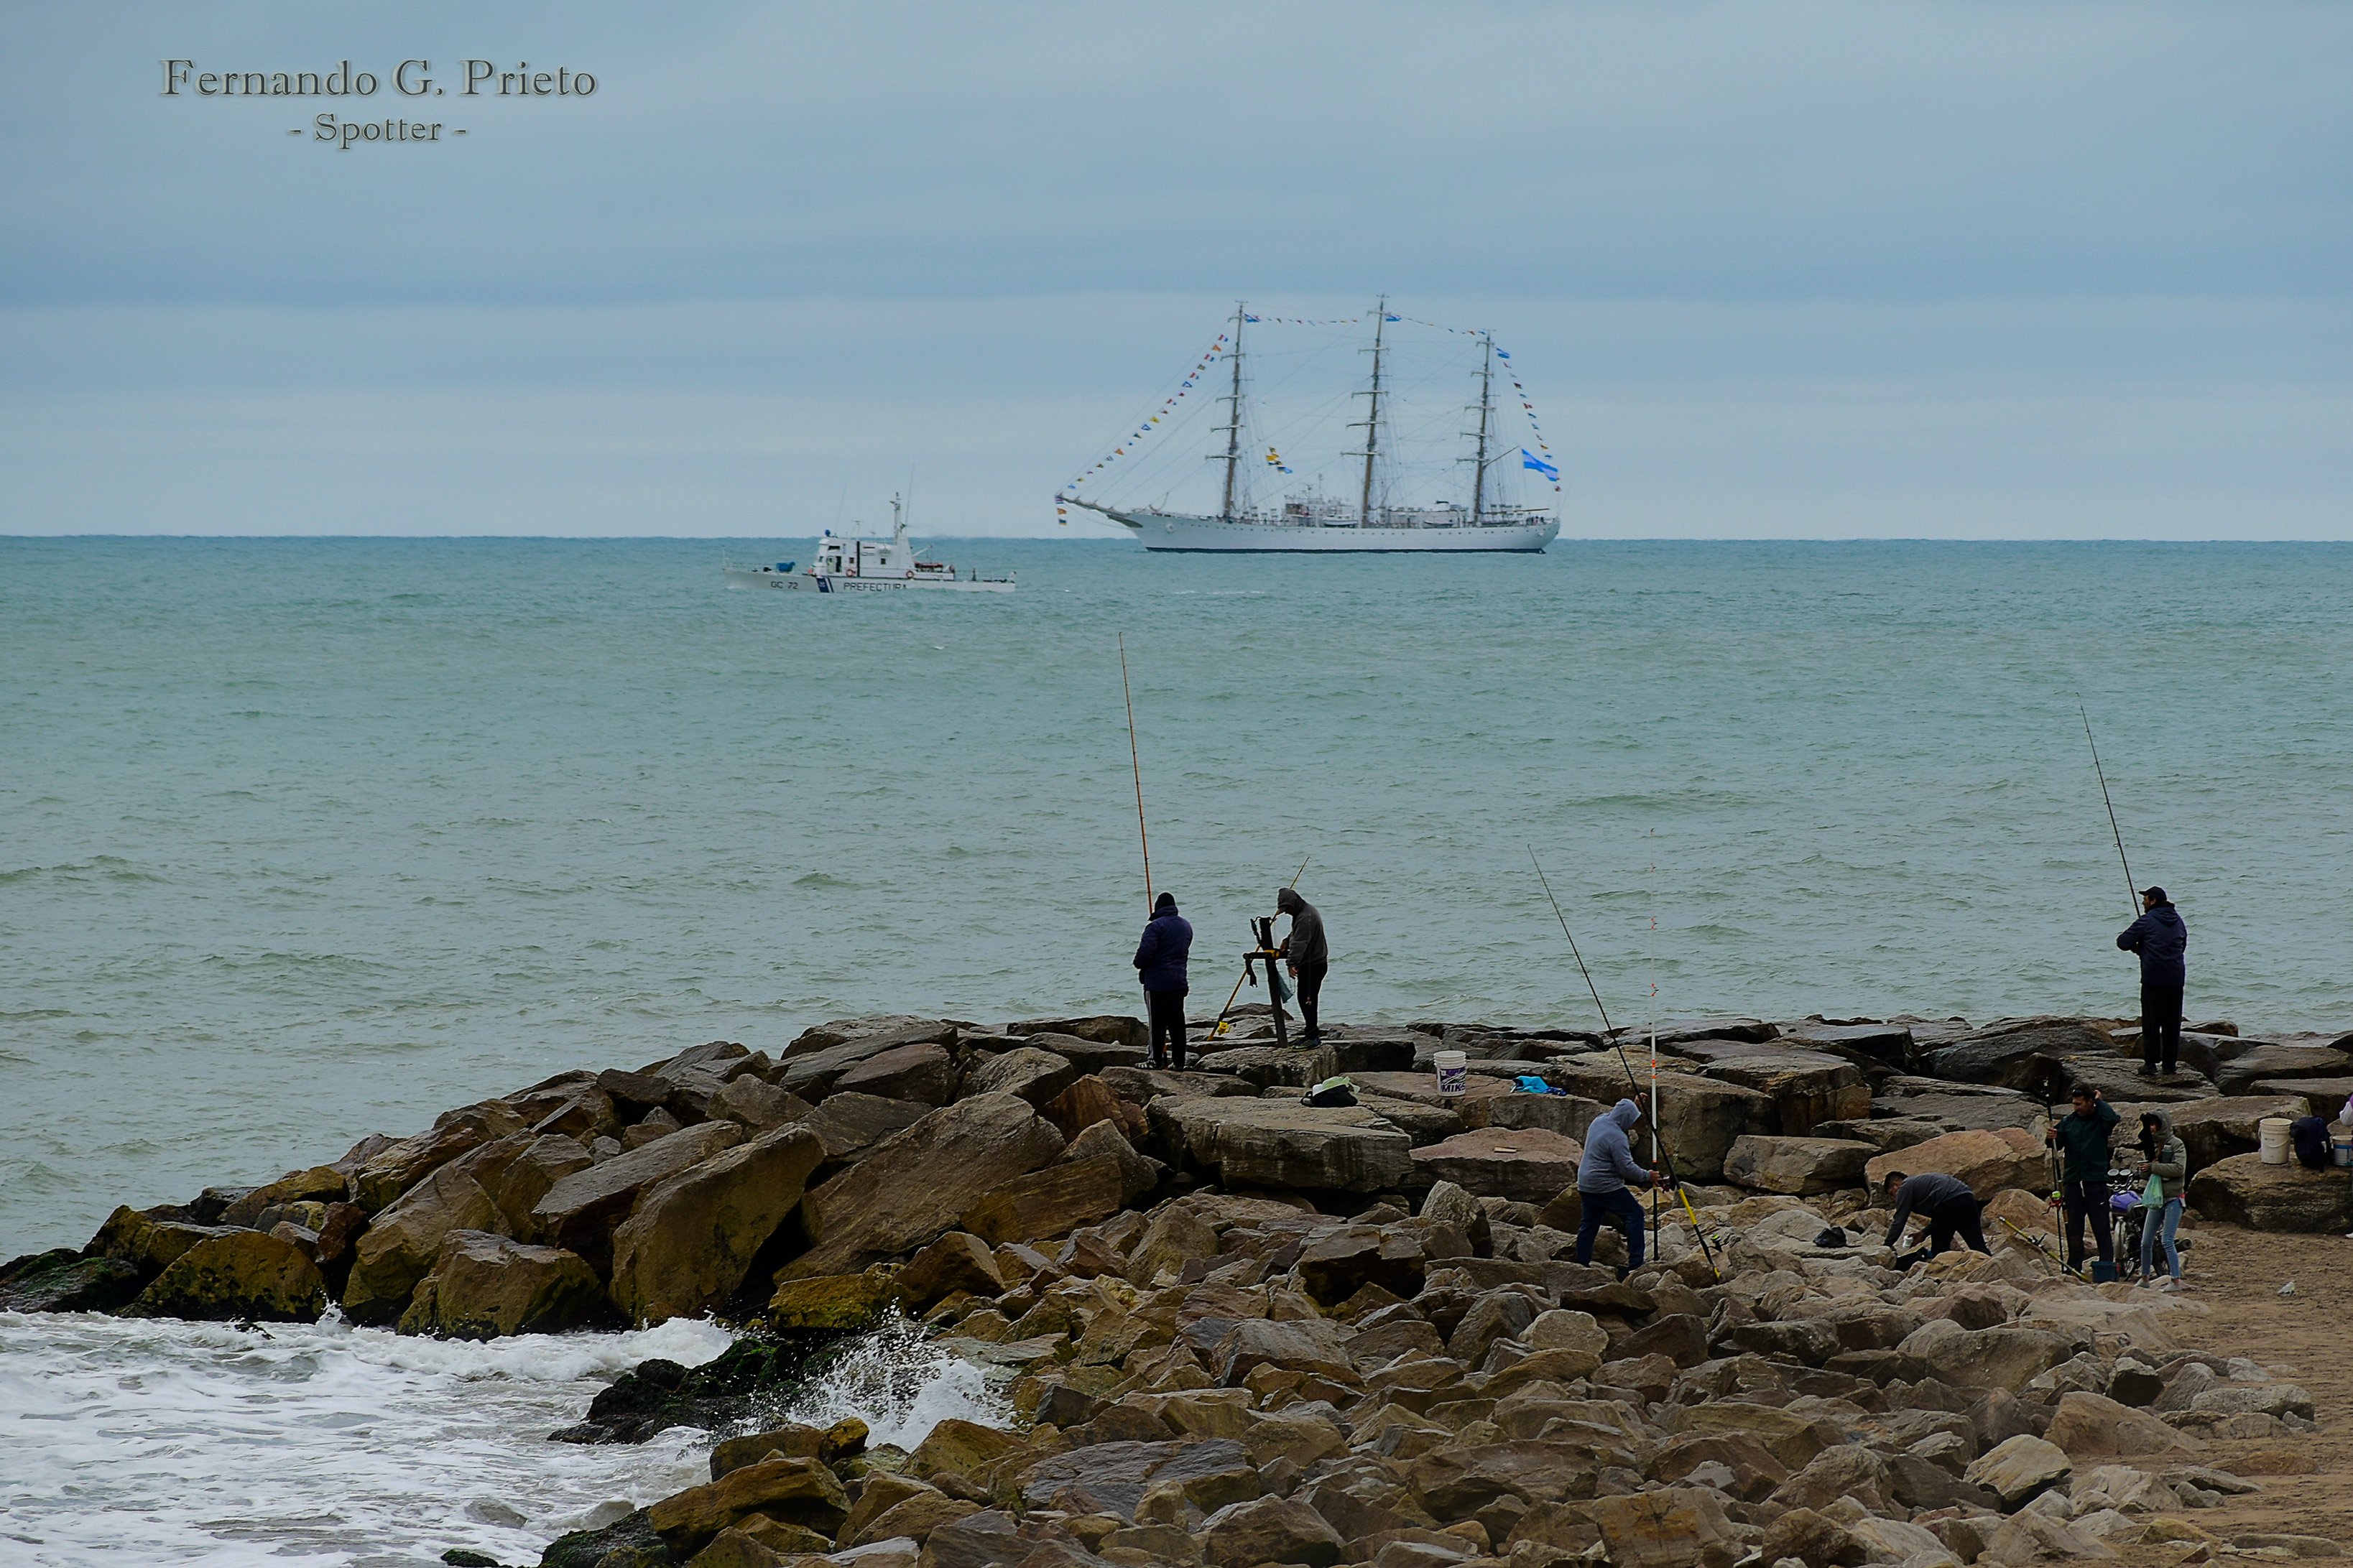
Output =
[
  {"x1": 1530, "y1": 847, "x2": 1724, "y2": 1279},
  {"x1": 1119, "y1": 634, "x2": 1152, "y2": 910},
  {"x1": 2079, "y1": 703, "x2": 2140, "y2": 920},
  {"x1": 1209, "y1": 856, "x2": 1308, "y2": 1040}
]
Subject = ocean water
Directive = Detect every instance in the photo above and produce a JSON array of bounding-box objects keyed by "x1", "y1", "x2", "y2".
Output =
[
  {"x1": 5, "y1": 534, "x2": 2352, "y2": 1565},
  {"x1": 0, "y1": 1309, "x2": 1006, "y2": 1567},
  {"x1": 6, "y1": 536, "x2": 2353, "y2": 1256}
]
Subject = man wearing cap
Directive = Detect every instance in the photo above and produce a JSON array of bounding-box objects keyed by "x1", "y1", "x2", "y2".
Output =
[{"x1": 2118, "y1": 886, "x2": 2188, "y2": 1077}]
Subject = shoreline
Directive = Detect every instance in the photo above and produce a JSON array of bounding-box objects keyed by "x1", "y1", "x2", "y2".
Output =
[{"x1": 6, "y1": 1006, "x2": 2352, "y2": 1567}]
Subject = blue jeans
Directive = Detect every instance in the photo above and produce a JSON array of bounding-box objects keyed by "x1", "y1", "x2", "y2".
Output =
[
  {"x1": 1575, "y1": 1187, "x2": 1647, "y2": 1269},
  {"x1": 2138, "y1": 1196, "x2": 2182, "y2": 1280}
]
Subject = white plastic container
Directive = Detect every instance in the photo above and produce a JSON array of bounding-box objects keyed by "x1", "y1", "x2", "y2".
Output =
[
  {"x1": 2331, "y1": 1130, "x2": 2353, "y2": 1170},
  {"x1": 1434, "y1": 1050, "x2": 1469, "y2": 1095},
  {"x1": 2257, "y1": 1116, "x2": 2293, "y2": 1165}
]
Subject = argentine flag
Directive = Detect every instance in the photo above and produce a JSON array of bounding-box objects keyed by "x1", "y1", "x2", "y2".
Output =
[{"x1": 1520, "y1": 448, "x2": 1558, "y2": 482}]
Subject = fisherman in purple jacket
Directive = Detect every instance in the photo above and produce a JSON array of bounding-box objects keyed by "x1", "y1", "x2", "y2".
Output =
[{"x1": 2118, "y1": 886, "x2": 2188, "y2": 1076}]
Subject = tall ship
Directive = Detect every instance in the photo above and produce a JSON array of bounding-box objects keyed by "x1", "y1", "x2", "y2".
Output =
[{"x1": 1055, "y1": 300, "x2": 1561, "y2": 553}]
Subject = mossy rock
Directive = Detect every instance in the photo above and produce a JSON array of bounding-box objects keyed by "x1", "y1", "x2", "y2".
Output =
[
  {"x1": 764, "y1": 1266, "x2": 905, "y2": 1332},
  {"x1": 129, "y1": 1230, "x2": 326, "y2": 1322},
  {"x1": 0, "y1": 1248, "x2": 142, "y2": 1313}
]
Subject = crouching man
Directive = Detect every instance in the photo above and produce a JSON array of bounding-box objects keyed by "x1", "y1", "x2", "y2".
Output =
[{"x1": 1881, "y1": 1169, "x2": 1988, "y2": 1268}]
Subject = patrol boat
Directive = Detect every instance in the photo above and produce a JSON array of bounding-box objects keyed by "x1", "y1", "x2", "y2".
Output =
[
  {"x1": 1055, "y1": 299, "x2": 1561, "y2": 553},
  {"x1": 724, "y1": 497, "x2": 1015, "y2": 593}
]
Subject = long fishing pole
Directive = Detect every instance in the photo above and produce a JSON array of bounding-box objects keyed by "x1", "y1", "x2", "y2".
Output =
[
  {"x1": 1530, "y1": 847, "x2": 1722, "y2": 1279},
  {"x1": 2080, "y1": 703, "x2": 2139, "y2": 919},
  {"x1": 1211, "y1": 856, "x2": 1308, "y2": 1039},
  {"x1": 1119, "y1": 634, "x2": 1152, "y2": 910}
]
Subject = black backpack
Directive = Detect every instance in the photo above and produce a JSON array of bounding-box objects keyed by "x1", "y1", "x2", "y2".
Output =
[{"x1": 2291, "y1": 1115, "x2": 2331, "y2": 1171}]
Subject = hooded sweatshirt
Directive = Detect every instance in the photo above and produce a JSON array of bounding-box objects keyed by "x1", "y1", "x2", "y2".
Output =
[
  {"x1": 2117, "y1": 902, "x2": 2188, "y2": 984},
  {"x1": 1577, "y1": 1099, "x2": 1650, "y2": 1194},
  {"x1": 2137, "y1": 1108, "x2": 2188, "y2": 1200},
  {"x1": 1277, "y1": 888, "x2": 1328, "y2": 968},
  {"x1": 1133, "y1": 898, "x2": 1192, "y2": 994}
]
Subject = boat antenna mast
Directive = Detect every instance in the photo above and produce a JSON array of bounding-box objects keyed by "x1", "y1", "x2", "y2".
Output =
[
  {"x1": 1352, "y1": 296, "x2": 1388, "y2": 524},
  {"x1": 1469, "y1": 330, "x2": 1495, "y2": 523},
  {"x1": 1217, "y1": 302, "x2": 1247, "y2": 521}
]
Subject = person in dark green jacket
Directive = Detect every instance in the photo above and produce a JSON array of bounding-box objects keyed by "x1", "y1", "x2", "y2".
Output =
[{"x1": 2047, "y1": 1082, "x2": 2121, "y2": 1269}]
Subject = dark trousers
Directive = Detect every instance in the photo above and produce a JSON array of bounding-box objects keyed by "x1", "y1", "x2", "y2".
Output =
[
  {"x1": 2142, "y1": 975, "x2": 2184, "y2": 1072},
  {"x1": 1294, "y1": 960, "x2": 1327, "y2": 1036},
  {"x1": 1146, "y1": 989, "x2": 1186, "y2": 1069},
  {"x1": 1574, "y1": 1186, "x2": 1647, "y2": 1270},
  {"x1": 2063, "y1": 1177, "x2": 2113, "y2": 1266},
  {"x1": 1897, "y1": 1196, "x2": 1988, "y2": 1266}
]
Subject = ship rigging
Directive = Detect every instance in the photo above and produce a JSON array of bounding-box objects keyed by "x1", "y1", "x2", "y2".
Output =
[{"x1": 1055, "y1": 301, "x2": 1561, "y2": 554}]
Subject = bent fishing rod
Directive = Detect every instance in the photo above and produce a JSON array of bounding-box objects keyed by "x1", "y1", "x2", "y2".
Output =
[
  {"x1": 1530, "y1": 846, "x2": 1724, "y2": 1279},
  {"x1": 2079, "y1": 703, "x2": 2140, "y2": 921}
]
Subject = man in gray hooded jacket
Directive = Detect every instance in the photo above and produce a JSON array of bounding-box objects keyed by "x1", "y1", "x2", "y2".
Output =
[{"x1": 1574, "y1": 1098, "x2": 1659, "y2": 1275}]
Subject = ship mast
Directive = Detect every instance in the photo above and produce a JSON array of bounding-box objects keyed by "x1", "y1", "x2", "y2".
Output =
[
  {"x1": 1353, "y1": 297, "x2": 1388, "y2": 523},
  {"x1": 1469, "y1": 332, "x2": 1495, "y2": 523},
  {"x1": 1217, "y1": 302, "x2": 1247, "y2": 521}
]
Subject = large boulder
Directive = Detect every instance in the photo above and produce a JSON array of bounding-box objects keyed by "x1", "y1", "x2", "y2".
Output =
[
  {"x1": 960, "y1": 1154, "x2": 1135, "y2": 1245},
  {"x1": 130, "y1": 1230, "x2": 325, "y2": 1322},
  {"x1": 1780, "y1": 1021, "x2": 1914, "y2": 1074},
  {"x1": 221, "y1": 1166, "x2": 351, "y2": 1227},
  {"x1": 610, "y1": 1126, "x2": 827, "y2": 1325},
  {"x1": 1926, "y1": 1019, "x2": 2111, "y2": 1094},
  {"x1": 1864, "y1": 1127, "x2": 2047, "y2": 1200},
  {"x1": 831, "y1": 1042, "x2": 960, "y2": 1106},
  {"x1": 2043, "y1": 1391, "x2": 2200, "y2": 1461},
  {"x1": 1005, "y1": 1014, "x2": 1147, "y2": 1051},
  {"x1": 529, "y1": 1121, "x2": 743, "y2": 1271},
  {"x1": 1200, "y1": 1495, "x2": 1344, "y2": 1568},
  {"x1": 87, "y1": 1206, "x2": 243, "y2": 1282},
  {"x1": 1586, "y1": 1487, "x2": 1741, "y2": 1568},
  {"x1": 1672, "y1": 1044, "x2": 1872, "y2": 1135},
  {"x1": 708, "y1": 1076, "x2": 813, "y2": 1132},
  {"x1": 1963, "y1": 1433, "x2": 2071, "y2": 1507},
  {"x1": 1640, "y1": 1072, "x2": 1772, "y2": 1183},
  {"x1": 1722, "y1": 1135, "x2": 1876, "y2": 1195},
  {"x1": 2248, "y1": 1075, "x2": 2353, "y2": 1118},
  {"x1": 1895, "y1": 1317, "x2": 2071, "y2": 1390},
  {"x1": 0, "y1": 1248, "x2": 142, "y2": 1313},
  {"x1": 342, "y1": 1131, "x2": 538, "y2": 1324},
  {"x1": 397, "y1": 1230, "x2": 605, "y2": 1338},
  {"x1": 800, "y1": 1092, "x2": 928, "y2": 1160},
  {"x1": 645, "y1": 1455, "x2": 850, "y2": 1555},
  {"x1": 2214, "y1": 1044, "x2": 2352, "y2": 1096},
  {"x1": 2155, "y1": 1095, "x2": 2313, "y2": 1169},
  {"x1": 349, "y1": 1101, "x2": 527, "y2": 1213},
  {"x1": 961, "y1": 1047, "x2": 1081, "y2": 1106},
  {"x1": 1408, "y1": 1126, "x2": 1584, "y2": 1202},
  {"x1": 785, "y1": 1092, "x2": 1065, "y2": 1279},
  {"x1": 2188, "y1": 1151, "x2": 2353, "y2": 1232},
  {"x1": 1148, "y1": 1096, "x2": 1414, "y2": 1192}
]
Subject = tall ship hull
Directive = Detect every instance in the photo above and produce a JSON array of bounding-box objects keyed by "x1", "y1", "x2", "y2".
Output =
[
  {"x1": 1109, "y1": 510, "x2": 1558, "y2": 553},
  {"x1": 1057, "y1": 299, "x2": 1566, "y2": 558}
]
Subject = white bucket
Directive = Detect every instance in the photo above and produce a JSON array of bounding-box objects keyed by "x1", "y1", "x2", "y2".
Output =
[
  {"x1": 2257, "y1": 1116, "x2": 2293, "y2": 1165},
  {"x1": 1434, "y1": 1050, "x2": 1469, "y2": 1095},
  {"x1": 2332, "y1": 1131, "x2": 2353, "y2": 1170}
]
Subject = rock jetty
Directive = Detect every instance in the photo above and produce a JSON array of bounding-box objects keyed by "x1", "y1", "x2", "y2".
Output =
[{"x1": 6, "y1": 1006, "x2": 2347, "y2": 1568}]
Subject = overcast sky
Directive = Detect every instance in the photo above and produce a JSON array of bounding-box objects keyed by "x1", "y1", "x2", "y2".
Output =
[{"x1": 3, "y1": 2, "x2": 2348, "y2": 537}]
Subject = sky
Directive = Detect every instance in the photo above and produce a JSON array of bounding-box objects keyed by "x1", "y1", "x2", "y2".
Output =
[{"x1": 1, "y1": 2, "x2": 2348, "y2": 538}]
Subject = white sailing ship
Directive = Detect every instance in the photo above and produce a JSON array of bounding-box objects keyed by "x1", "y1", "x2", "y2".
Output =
[
  {"x1": 724, "y1": 498, "x2": 1014, "y2": 594},
  {"x1": 1057, "y1": 300, "x2": 1561, "y2": 554}
]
